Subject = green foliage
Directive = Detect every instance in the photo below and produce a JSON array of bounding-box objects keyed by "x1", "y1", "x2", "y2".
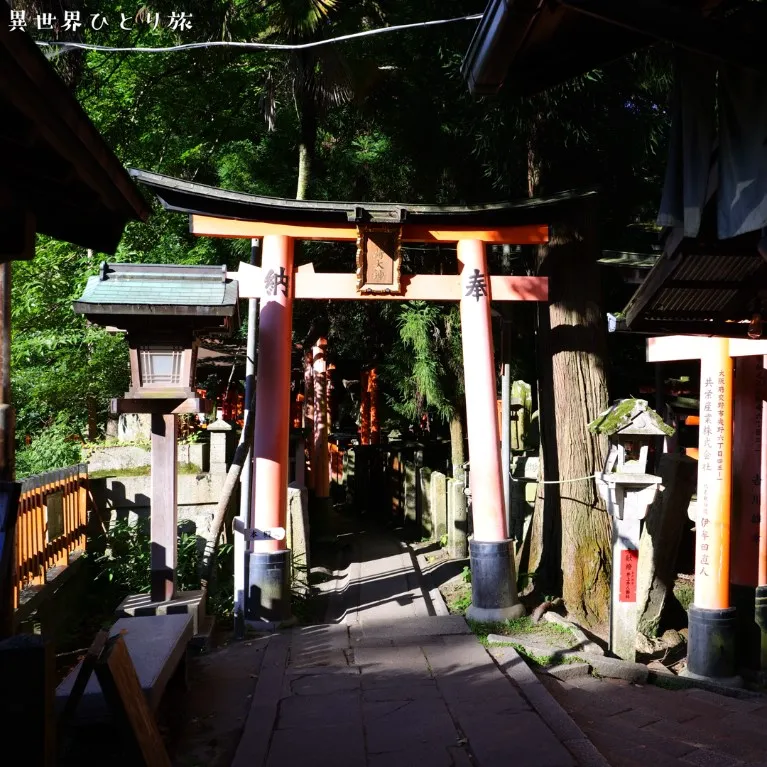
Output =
[
  {"x1": 384, "y1": 302, "x2": 463, "y2": 425},
  {"x1": 91, "y1": 518, "x2": 202, "y2": 596},
  {"x1": 461, "y1": 565, "x2": 471, "y2": 584},
  {"x1": 15, "y1": 416, "x2": 83, "y2": 480}
]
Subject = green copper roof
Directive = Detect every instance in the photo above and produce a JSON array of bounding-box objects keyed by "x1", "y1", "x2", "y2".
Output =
[{"x1": 73, "y1": 262, "x2": 238, "y2": 317}]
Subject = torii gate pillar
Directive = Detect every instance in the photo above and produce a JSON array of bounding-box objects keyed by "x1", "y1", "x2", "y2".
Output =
[
  {"x1": 247, "y1": 234, "x2": 295, "y2": 626},
  {"x1": 459, "y1": 240, "x2": 524, "y2": 621}
]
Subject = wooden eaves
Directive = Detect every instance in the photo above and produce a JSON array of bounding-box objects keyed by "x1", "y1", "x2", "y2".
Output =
[
  {"x1": 462, "y1": 0, "x2": 759, "y2": 96},
  {"x1": 0, "y1": 4, "x2": 150, "y2": 254}
]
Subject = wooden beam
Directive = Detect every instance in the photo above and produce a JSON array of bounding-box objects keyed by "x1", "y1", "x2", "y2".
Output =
[
  {"x1": 229, "y1": 262, "x2": 548, "y2": 302},
  {"x1": 647, "y1": 335, "x2": 767, "y2": 363},
  {"x1": 150, "y1": 414, "x2": 177, "y2": 603},
  {"x1": 559, "y1": 0, "x2": 767, "y2": 74},
  {"x1": 191, "y1": 214, "x2": 549, "y2": 244},
  {"x1": 111, "y1": 397, "x2": 211, "y2": 415}
]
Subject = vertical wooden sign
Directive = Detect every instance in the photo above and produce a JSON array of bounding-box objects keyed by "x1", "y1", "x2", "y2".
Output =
[{"x1": 695, "y1": 339, "x2": 733, "y2": 610}]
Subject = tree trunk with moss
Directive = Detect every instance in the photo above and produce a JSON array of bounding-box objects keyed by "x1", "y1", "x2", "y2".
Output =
[{"x1": 532, "y1": 199, "x2": 612, "y2": 626}]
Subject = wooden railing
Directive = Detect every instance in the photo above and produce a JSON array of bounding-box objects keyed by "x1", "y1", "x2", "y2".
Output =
[{"x1": 13, "y1": 464, "x2": 89, "y2": 609}]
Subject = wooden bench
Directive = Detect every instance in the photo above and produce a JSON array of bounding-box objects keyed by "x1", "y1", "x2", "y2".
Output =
[{"x1": 56, "y1": 613, "x2": 193, "y2": 724}]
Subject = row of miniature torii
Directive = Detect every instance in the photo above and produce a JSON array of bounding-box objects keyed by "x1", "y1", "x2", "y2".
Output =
[{"x1": 291, "y1": 349, "x2": 381, "y2": 496}]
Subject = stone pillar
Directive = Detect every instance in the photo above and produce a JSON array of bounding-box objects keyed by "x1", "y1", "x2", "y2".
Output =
[
  {"x1": 207, "y1": 416, "x2": 233, "y2": 475},
  {"x1": 404, "y1": 460, "x2": 417, "y2": 527},
  {"x1": 430, "y1": 471, "x2": 448, "y2": 541},
  {"x1": 249, "y1": 234, "x2": 294, "y2": 624},
  {"x1": 458, "y1": 239, "x2": 523, "y2": 621},
  {"x1": 287, "y1": 482, "x2": 310, "y2": 592},
  {"x1": 686, "y1": 338, "x2": 738, "y2": 683},
  {"x1": 150, "y1": 413, "x2": 178, "y2": 603},
  {"x1": 420, "y1": 466, "x2": 433, "y2": 538},
  {"x1": 447, "y1": 478, "x2": 468, "y2": 559}
]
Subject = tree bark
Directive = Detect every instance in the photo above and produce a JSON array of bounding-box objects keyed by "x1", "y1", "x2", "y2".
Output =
[
  {"x1": 533, "y1": 199, "x2": 612, "y2": 627},
  {"x1": 295, "y1": 90, "x2": 316, "y2": 201}
]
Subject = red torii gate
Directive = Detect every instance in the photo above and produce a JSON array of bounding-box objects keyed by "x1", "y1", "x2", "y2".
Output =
[{"x1": 130, "y1": 171, "x2": 589, "y2": 625}]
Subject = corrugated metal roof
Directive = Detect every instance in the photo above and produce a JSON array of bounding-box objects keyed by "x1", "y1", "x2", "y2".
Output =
[{"x1": 623, "y1": 232, "x2": 767, "y2": 337}]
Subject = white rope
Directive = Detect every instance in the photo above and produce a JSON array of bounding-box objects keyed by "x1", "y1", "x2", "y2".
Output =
[
  {"x1": 35, "y1": 13, "x2": 483, "y2": 54},
  {"x1": 510, "y1": 474, "x2": 598, "y2": 485}
]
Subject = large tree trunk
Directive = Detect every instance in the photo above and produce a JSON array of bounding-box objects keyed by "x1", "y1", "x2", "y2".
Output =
[
  {"x1": 295, "y1": 88, "x2": 316, "y2": 200},
  {"x1": 533, "y1": 198, "x2": 612, "y2": 627}
]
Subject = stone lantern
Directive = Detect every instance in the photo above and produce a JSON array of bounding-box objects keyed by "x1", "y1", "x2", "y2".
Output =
[
  {"x1": 590, "y1": 398, "x2": 674, "y2": 661},
  {"x1": 74, "y1": 263, "x2": 239, "y2": 634}
]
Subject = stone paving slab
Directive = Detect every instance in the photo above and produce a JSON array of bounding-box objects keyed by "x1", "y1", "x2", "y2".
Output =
[
  {"x1": 543, "y1": 671, "x2": 767, "y2": 766},
  {"x1": 234, "y1": 530, "x2": 600, "y2": 767}
]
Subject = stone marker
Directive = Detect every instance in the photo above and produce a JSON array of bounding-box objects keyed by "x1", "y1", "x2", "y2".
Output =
[
  {"x1": 447, "y1": 478, "x2": 468, "y2": 559},
  {"x1": 419, "y1": 466, "x2": 433, "y2": 537},
  {"x1": 404, "y1": 461, "x2": 417, "y2": 527},
  {"x1": 636, "y1": 453, "x2": 697, "y2": 638},
  {"x1": 207, "y1": 416, "x2": 234, "y2": 475},
  {"x1": 430, "y1": 471, "x2": 448, "y2": 540},
  {"x1": 287, "y1": 482, "x2": 309, "y2": 591}
]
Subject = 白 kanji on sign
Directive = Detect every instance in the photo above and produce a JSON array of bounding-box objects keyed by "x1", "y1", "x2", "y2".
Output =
[
  {"x1": 464, "y1": 268, "x2": 488, "y2": 301},
  {"x1": 264, "y1": 267, "x2": 289, "y2": 297}
]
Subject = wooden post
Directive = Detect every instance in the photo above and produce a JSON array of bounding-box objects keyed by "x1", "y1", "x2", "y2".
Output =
[
  {"x1": 360, "y1": 368, "x2": 370, "y2": 445},
  {"x1": 303, "y1": 350, "x2": 314, "y2": 491},
  {"x1": 731, "y1": 357, "x2": 763, "y2": 666},
  {"x1": 150, "y1": 413, "x2": 178, "y2": 603},
  {"x1": 458, "y1": 239, "x2": 524, "y2": 621},
  {"x1": 691, "y1": 341, "x2": 733, "y2": 613},
  {"x1": 369, "y1": 367, "x2": 380, "y2": 445},
  {"x1": 312, "y1": 338, "x2": 330, "y2": 501}
]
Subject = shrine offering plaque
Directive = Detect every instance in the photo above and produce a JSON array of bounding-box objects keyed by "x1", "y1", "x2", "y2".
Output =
[{"x1": 355, "y1": 225, "x2": 402, "y2": 295}]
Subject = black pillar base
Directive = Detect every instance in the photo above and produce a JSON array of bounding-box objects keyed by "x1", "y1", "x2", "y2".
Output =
[
  {"x1": 731, "y1": 583, "x2": 760, "y2": 670},
  {"x1": 466, "y1": 539, "x2": 525, "y2": 622},
  {"x1": 683, "y1": 604, "x2": 742, "y2": 686},
  {"x1": 754, "y1": 585, "x2": 767, "y2": 670},
  {"x1": 245, "y1": 549, "x2": 293, "y2": 627}
]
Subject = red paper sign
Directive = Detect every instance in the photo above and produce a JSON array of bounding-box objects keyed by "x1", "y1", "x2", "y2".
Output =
[{"x1": 619, "y1": 549, "x2": 638, "y2": 603}]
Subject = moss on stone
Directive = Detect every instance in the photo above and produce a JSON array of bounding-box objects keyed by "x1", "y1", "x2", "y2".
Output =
[{"x1": 588, "y1": 398, "x2": 675, "y2": 437}]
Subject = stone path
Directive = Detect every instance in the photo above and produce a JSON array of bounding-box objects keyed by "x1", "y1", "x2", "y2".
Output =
[
  {"x1": 231, "y1": 531, "x2": 604, "y2": 767},
  {"x1": 541, "y1": 672, "x2": 767, "y2": 766}
]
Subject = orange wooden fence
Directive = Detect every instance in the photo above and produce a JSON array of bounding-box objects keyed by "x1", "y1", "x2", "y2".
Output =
[{"x1": 13, "y1": 463, "x2": 89, "y2": 609}]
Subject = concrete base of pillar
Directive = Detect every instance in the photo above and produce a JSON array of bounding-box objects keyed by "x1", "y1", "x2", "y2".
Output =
[
  {"x1": 466, "y1": 602, "x2": 526, "y2": 622},
  {"x1": 466, "y1": 539, "x2": 525, "y2": 623},
  {"x1": 685, "y1": 604, "x2": 742, "y2": 685},
  {"x1": 245, "y1": 550, "x2": 293, "y2": 625}
]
